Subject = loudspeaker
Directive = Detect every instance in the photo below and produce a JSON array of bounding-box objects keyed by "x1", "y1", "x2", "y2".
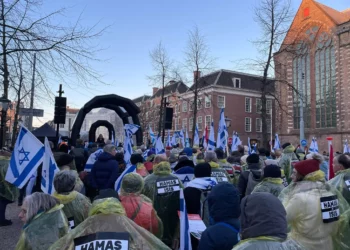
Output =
[
  {"x1": 54, "y1": 97, "x2": 67, "y2": 124},
  {"x1": 164, "y1": 107, "x2": 173, "y2": 129}
]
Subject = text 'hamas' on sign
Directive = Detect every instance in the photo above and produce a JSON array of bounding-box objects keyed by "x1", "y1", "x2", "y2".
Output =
[{"x1": 74, "y1": 232, "x2": 129, "y2": 250}]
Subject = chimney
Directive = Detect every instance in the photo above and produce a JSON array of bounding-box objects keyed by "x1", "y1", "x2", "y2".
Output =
[
  {"x1": 153, "y1": 87, "x2": 159, "y2": 95},
  {"x1": 194, "y1": 71, "x2": 201, "y2": 83}
]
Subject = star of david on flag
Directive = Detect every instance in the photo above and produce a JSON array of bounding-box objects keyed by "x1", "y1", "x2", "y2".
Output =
[
  {"x1": 41, "y1": 137, "x2": 59, "y2": 195},
  {"x1": 6, "y1": 126, "x2": 45, "y2": 188}
]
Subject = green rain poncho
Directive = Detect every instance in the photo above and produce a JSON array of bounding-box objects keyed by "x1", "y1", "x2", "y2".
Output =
[
  {"x1": 53, "y1": 191, "x2": 91, "y2": 229},
  {"x1": 328, "y1": 168, "x2": 350, "y2": 204},
  {"x1": 49, "y1": 198, "x2": 170, "y2": 250},
  {"x1": 233, "y1": 237, "x2": 305, "y2": 250},
  {"x1": 252, "y1": 178, "x2": 285, "y2": 197},
  {"x1": 142, "y1": 161, "x2": 183, "y2": 247},
  {"x1": 15, "y1": 205, "x2": 68, "y2": 250},
  {"x1": 279, "y1": 170, "x2": 350, "y2": 250},
  {"x1": 0, "y1": 156, "x2": 19, "y2": 201},
  {"x1": 278, "y1": 145, "x2": 298, "y2": 184}
]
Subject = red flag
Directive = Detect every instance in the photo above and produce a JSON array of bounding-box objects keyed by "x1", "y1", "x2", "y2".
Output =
[{"x1": 327, "y1": 137, "x2": 334, "y2": 180}]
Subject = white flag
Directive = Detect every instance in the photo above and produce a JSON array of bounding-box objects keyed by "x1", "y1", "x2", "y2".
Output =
[
  {"x1": 179, "y1": 188, "x2": 192, "y2": 250},
  {"x1": 309, "y1": 137, "x2": 319, "y2": 153},
  {"x1": 217, "y1": 108, "x2": 228, "y2": 150},
  {"x1": 231, "y1": 132, "x2": 241, "y2": 152},
  {"x1": 84, "y1": 148, "x2": 103, "y2": 172},
  {"x1": 273, "y1": 134, "x2": 281, "y2": 151},
  {"x1": 41, "y1": 137, "x2": 60, "y2": 195},
  {"x1": 155, "y1": 136, "x2": 165, "y2": 154},
  {"x1": 207, "y1": 122, "x2": 215, "y2": 151},
  {"x1": 124, "y1": 124, "x2": 140, "y2": 166},
  {"x1": 194, "y1": 124, "x2": 200, "y2": 146}
]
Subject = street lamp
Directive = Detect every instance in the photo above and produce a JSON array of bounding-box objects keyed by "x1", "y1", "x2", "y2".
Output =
[{"x1": 0, "y1": 96, "x2": 11, "y2": 149}]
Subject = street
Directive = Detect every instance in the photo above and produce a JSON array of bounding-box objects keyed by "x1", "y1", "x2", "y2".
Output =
[{"x1": 0, "y1": 203, "x2": 22, "y2": 249}]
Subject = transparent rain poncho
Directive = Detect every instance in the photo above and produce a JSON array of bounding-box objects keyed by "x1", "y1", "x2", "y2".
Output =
[
  {"x1": 49, "y1": 198, "x2": 170, "y2": 250},
  {"x1": 252, "y1": 178, "x2": 285, "y2": 197},
  {"x1": 328, "y1": 168, "x2": 350, "y2": 205},
  {"x1": 53, "y1": 191, "x2": 91, "y2": 229},
  {"x1": 120, "y1": 173, "x2": 163, "y2": 238},
  {"x1": 279, "y1": 170, "x2": 350, "y2": 250},
  {"x1": 0, "y1": 156, "x2": 19, "y2": 201},
  {"x1": 278, "y1": 145, "x2": 298, "y2": 184},
  {"x1": 232, "y1": 237, "x2": 305, "y2": 250},
  {"x1": 16, "y1": 205, "x2": 68, "y2": 250},
  {"x1": 142, "y1": 161, "x2": 183, "y2": 246}
]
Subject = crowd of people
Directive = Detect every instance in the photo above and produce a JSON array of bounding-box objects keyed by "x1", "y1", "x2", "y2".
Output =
[{"x1": 1, "y1": 134, "x2": 350, "y2": 250}]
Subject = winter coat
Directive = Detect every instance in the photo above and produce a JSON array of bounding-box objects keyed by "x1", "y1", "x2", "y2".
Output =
[
  {"x1": 328, "y1": 168, "x2": 350, "y2": 205},
  {"x1": 237, "y1": 163, "x2": 262, "y2": 199},
  {"x1": 233, "y1": 193, "x2": 304, "y2": 250},
  {"x1": 53, "y1": 191, "x2": 91, "y2": 229},
  {"x1": 198, "y1": 183, "x2": 241, "y2": 250},
  {"x1": 208, "y1": 161, "x2": 231, "y2": 183},
  {"x1": 49, "y1": 198, "x2": 170, "y2": 250},
  {"x1": 252, "y1": 178, "x2": 285, "y2": 197},
  {"x1": 278, "y1": 145, "x2": 298, "y2": 184},
  {"x1": 0, "y1": 156, "x2": 18, "y2": 202},
  {"x1": 279, "y1": 170, "x2": 350, "y2": 250},
  {"x1": 16, "y1": 205, "x2": 68, "y2": 250},
  {"x1": 90, "y1": 152, "x2": 119, "y2": 190}
]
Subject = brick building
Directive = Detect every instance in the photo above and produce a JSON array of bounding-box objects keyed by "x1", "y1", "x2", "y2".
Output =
[{"x1": 274, "y1": 0, "x2": 350, "y2": 151}]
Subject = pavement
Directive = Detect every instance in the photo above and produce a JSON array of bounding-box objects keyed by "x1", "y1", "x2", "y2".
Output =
[{"x1": 0, "y1": 203, "x2": 22, "y2": 249}]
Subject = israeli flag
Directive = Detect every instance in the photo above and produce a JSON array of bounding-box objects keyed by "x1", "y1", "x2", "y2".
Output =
[
  {"x1": 149, "y1": 126, "x2": 156, "y2": 145},
  {"x1": 231, "y1": 132, "x2": 242, "y2": 152},
  {"x1": 309, "y1": 137, "x2": 319, "y2": 153},
  {"x1": 111, "y1": 131, "x2": 115, "y2": 144},
  {"x1": 84, "y1": 148, "x2": 103, "y2": 172},
  {"x1": 125, "y1": 124, "x2": 140, "y2": 137},
  {"x1": 179, "y1": 188, "x2": 192, "y2": 250},
  {"x1": 114, "y1": 164, "x2": 136, "y2": 192},
  {"x1": 217, "y1": 108, "x2": 228, "y2": 150},
  {"x1": 180, "y1": 129, "x2": 185, "y2": 148},
  {"x1": 194, "y1": 124, "x2": 200, "y2": 146},
  {"x1": 166, "y1": 130, "x2": 171, "y2": 147},
  {"x1": 6, "y1": 126, "x2": 45, "y2": 188},
  {"x1": 202, "y1": 127, "x2": 208, "y2": 149},
  {"x1": 248, "y1": 137, "x2": 252, "y2": 155},
  {"x1": 155, "y1": 136, "x2": 165, "y2": 154},
  {"x1": 273, "y1": 134, "x2": 281, "y2": 151},
  {"x1": 41, "y1": 137, "x2": 59, "y2": 195},
  {"x1": 207, "y1": 121, "x2": 215, "y2": 151},
  {"x1": 123, "y1": 124, "x2": 140, "y2": 166},
  {"x1": 143, "y1": 149, "x2": 150, "y2": 160},
  {"x1": 344, "y1": 140, "x2": 350, "y2": 154},
  {"x1": 185, "y1": 129, "x2": 190, "y2": 148},
  {"x1": 252, "y1": 143, "x2": 257, "y2": 154},
  {"x1": 171, "y1": 134, "x2": 177, "y2": 147},
  {"x1": 57, "y1": 136, "x2": 62, "y2": 146}
]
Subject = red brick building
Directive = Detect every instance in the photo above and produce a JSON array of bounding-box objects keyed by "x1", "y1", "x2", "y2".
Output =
[{"x1": 274, "y1": 0, "x2": 350, "y2": 151}]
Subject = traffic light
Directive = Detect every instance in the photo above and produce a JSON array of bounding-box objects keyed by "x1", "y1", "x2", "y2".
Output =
[{"x1": 54, "y1": 97, "x2": 66, "y2": 124}]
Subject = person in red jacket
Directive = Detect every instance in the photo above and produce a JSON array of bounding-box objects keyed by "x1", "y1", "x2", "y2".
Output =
[{"x1": 120, "y1": 172, "x2": 163, "y2": 238}]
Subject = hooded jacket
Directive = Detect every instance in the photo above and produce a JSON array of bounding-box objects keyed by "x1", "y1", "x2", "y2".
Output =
[
  {"x1": 233, "y1": 193, "x2": 304, "y2": 250},
  {"x1": 252, "y1": 178, "x2": 285, "y2": 197},
  {"x1": 328, "y1": 168, "x2": 350, "y2": 204},
  {"x1": 90, "y1": 152, "x2": 119, "y2": 189},
  {"x1": 198, "y1": 183, "x2": 241, "y2": 250},
  {"x1": 208, "y1": 161, "x2": 231, "y2": 183},
  {"x1": 237, "y1": 163, "x2": 262, "y2": 199},
  {"x1": 278, "y1": 145, "x2": 298, "y2": 184}
]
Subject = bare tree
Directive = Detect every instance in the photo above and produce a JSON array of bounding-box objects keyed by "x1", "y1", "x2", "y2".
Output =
[
  {"x1": 148, "y1": 41, "x2": 172, "y2": 140},
  {"x1": 184, "y1": 26, "x2": 214, "y2": 146},
  {"x1": 253, "y1": 0, "x2": 293, "y2": 147}
]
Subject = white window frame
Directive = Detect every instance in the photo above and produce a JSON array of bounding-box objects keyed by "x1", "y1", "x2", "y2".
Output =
[
  {"x1": 245, "y1": 117, "x2": 252, "y2": 132},
  {"x1": 175, "y1": 104, "x2": 180, "y2": 113},
  {"x1": 197, "y1": 98, "x2": 203, "y2": 110},
  {"x1": 189, "y1": 117, "x2": 194, "y2": 132},
  {"x1": 217, "y1": 95, "x2": 226, "y2": 108},
  {"x1": 205, "y1": 115, "x2": 211, "y2": 129},
  {"x1": 267, "y1": 100, "x2": 272, "y2": 114},
  {"x1": 197, "y1": 116, "x2": 203, "y2": 131},
  {"x1": 182, "y1": 102, "x2": 187, "y2": 112},
  {"x1": 189, "y1": 100, "x2": 193, "y2": 112},
  {"x1": 256, "y1": 118, "x2": 262, "y2": 132},
  {"x1": 245, "y1": 97, "x2": 252, "y2": 113},
  {"x1": 256, "y1": 98, "x2": 262, "y2": 114},
  {"x1": 233, "y1": 78, "x2": 241, "y2": 88},
  {"x1": 267, "y1": 119, "x2": 272, "y2": 133},
  {"x1": 205, "y1": 95, "x2": 211, "y2": 108},
  {"x1": 175, "y1": 117, "x2": 180, "y2": 130},
  {"x1": 182, "y1": 118, "x2": 187, "y2": 131}
]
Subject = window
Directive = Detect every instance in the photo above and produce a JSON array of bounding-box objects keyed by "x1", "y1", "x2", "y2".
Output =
[
  {"x1": 267, "y1": 119, "x2": 272, "y2": 133},
  {"x1": 217, "y1": 95, "x2": 225, "y2": 108},
  {"x1": 266, "y1": 100, "x2": 272, "y2": 114},
  {"x1": 175, "y1": 104, "x2": 180, "y2": 113},
  {"x1": 245, "y1": 97, "x2": 252, "y2": 113},
  {"x1": 256, "y1": 98, "x2": 262, "y2": 113},
  {"x1": 245, "y1": 117, "x2": 251, "y2": 132},
  {"x1": 233, "y1": 78, "x2": 241, "y2": 88},
  {"x1": 205, "y1": 95, "x2": 211, "y2": 108},
  {"x1": 197, "y1": 98, "x2": 202, "y2": 110},
  {"x1": 182, "y1": 102, "x2": 187, "y2": 112},
  {"x1": 182, "y1": 118, "x2": 187, "y2": 130},
  {"x1": 189, "y1": 100, "x2": 193, "y2": 111},
  {"x1": 256, "y1": 118, "x2": 262, "y2": 132},
  {"x1": 189, "y1": 117, "x2": 194, "y2": 131},
  {"x1": 197, "y1": 116, "x2": 203, "y2": 131},
  {"x1": 205, "y1": 115, "x2": 211, "y2": 129},
  {"x1": 60, "y1": 124, "x2": 65, "y2": 128},
  {"x1": 175, "y1": 118, "x2": 180, "y2": 130}
]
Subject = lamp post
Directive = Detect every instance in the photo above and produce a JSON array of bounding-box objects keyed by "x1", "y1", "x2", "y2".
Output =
[{"x1": 0, "y1": 96, "x2": 11, "y2": 149}]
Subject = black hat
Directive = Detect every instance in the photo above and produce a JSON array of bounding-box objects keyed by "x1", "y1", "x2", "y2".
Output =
[
  {"x1": 247, "y1": 153, "x2": 260, "y2": 164},
  {"x1": 282, "y1": 143, "x2": 291, "y2": 149},
  {"x1": 214, "y1": 148, "x2": 225, "y2": 159},
  {"x1": 94, "y1": 188, "x2": 120, "y2": 201},
  {"x1": 130, "y1": 153, "x2": 144, "y2": 165},
  {"x1": 194, "y1": 163, "x2": 212, "y2": 178},
  {"x1": 258, "y1": 148, "x2": 266, "y2": 156},
  {"x1": 263, "y1": 165, "x2": 281, "y2": 178},
  {"x1": 56, "y1": 153, "x2": 74, "y2": 167}
]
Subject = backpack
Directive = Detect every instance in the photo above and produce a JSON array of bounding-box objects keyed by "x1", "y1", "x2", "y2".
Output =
[
  {"x1": 245, "y1": 170, "x2": 262, "y2": 196},
  {"x1": 199, "y1": 189, "x2": 211, "y2": 227}
]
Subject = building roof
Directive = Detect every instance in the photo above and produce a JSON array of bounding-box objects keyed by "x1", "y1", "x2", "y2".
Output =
[
  {"x1": 152, "y1": 81, "x2": 188, "y2": 98},
  {"x1": 66, "y1": 106, "x2": 79, "y2": 114},
  {"x1": 132, "y1": 95, "x2": 151, "y2": 103},
  {"x1": 314, "y1": 1, "x2": 350, "y2": 25}
]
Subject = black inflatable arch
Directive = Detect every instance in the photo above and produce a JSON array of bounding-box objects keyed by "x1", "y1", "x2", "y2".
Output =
[
  {"x1": 89, "y1": 120, "x2": 115, "y2": 143},
  {"x1": 71, "y1": 94, "x2": 142, "y2": 146}
]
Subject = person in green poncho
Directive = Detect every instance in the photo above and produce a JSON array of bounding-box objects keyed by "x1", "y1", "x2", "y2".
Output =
[
  {"x1": 252, "y1": 164, "x2": 285, "y2": 197},
  {"x1": 53, "y1": 170, "x2": 91, "y2": 229},
  {"x1": 328, "y1": 154, "x2": 350, "y2": 204},
  {"x1": 16, "y1": 192, "x2": 68, "y2": 250},
  {"x1": 278, "y1": 143, "x2": 299, "y2": 184}
]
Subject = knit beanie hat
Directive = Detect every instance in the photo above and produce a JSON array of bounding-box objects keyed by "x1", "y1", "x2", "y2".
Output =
[
  {"x1": 169, "y1": 153, "x2": 178, "y2": 163},
  {"x1": 56, "y1": 153, "x2": 74, "y2": 167},
  {"x1": 182, "y1": 147, "x2": 193, "y2": 157},
  {"x1": 247, "y1": 154, "x2": 260, "y2": 164},
  {"x1": 263, "y1": 165, "x2": 281, "y2": 178},
  {"x1": 282, "y1": 143, "x2": 291, "y2": 149},
  {"x1": 130, "y1": 153, "x2": 144, "y2": 165},
  {"x1": 294, "y1": 159, "x2": 319, "y2": 176},
  {"x1": 194, "y1": 163, "x2": 212, "y2": 178}
]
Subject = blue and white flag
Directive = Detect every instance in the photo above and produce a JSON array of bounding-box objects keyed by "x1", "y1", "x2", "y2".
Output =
[
  {"x1": 6, "y1": 126, "x2": 45, "y2": 188},
  {"x1": 252, "y1": 143, "x2": 257, "y2": 154},
  {"x1": 248, "y1": 137, "x2": 252, "y2": 155},
  {"x1": 217, "y1": 108, "x2": 228, "y2": 150},
  {"x1": 180, "y1": 188, "x2": 192, "y2": 250},
  {"x1": 143, "y1": 149, "x2": 150, "y2": 160},
  {"x1": 194, "y1": 124, "x2": 200, "y2": 146},
  {"x1": 171, "y1": 134, "x2": 177, "y2": 147},
  {"x1": 166, "y1": 130, "x2": 171, "y2": 147},
  {"x1": 124, "y1": 124, "x2": 140, "y2": 166},
  {"x1": 125, "y1": 124, "x2": 140, "y2": 137},
  {"x1": 344, "y1": 140, "x2": 350, "y2": 154},
  {"x1": 207, "y1": 121, "x2": 215, "y2": 151},
  {"x1": 202, "y1": 127, "x2": 208, "y2": 149},
  {"x1": 309, "y1": 137, "x2": 319, "y2": 153},
  {"x1": 57, "y1": 136, "x2": 62, "y2": 146},
  {"x1": 155, "y1": 136, "x2": 165, "y2": 154},
  {"x1": 273, "y1": 134, "x2": 281, "y2": 151},
  {"x1": 41, "y1": 137, "x2": 59, "y2": 195},
  {"x1": 114, "y1": 164, "x2": 136, "y2": 192},
  {"x1": 185, "y1": 129, "x2": 190, "y2": 148},
  {"x1": 111, "y1": 131, "x2": 115, "y2": 144},
  {"x1": 231, "y1": 132, "x2": 242, "y2": 152},
  {"x1": 84, "y1": 148, "x2": 103, "y2": 172},
  {"x1": 180, "y1": 129, "x2": 185, "y2": 148},
  {"x1": 149, "y1": 126, "x2": 156, "y2": 145}
]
